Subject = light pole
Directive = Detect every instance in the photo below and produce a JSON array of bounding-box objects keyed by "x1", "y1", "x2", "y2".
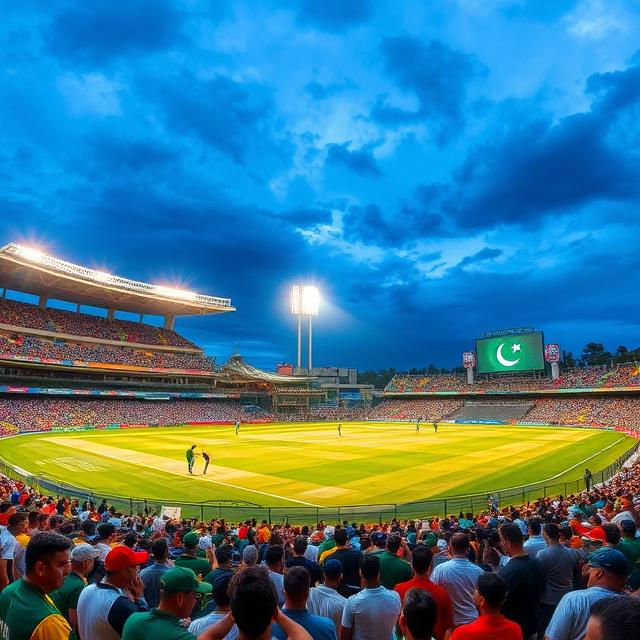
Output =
[{"x1": 291, "y1": 284, "x2": 319, "y2": 375}]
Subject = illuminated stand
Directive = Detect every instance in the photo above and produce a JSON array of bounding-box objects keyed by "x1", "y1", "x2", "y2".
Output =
[
  {"x1": 290, "y1": 285, "x2": 319, "y2": 375},
  {"x1": 545, "y1": 343, "x2": 561, "y2": 379},
  {"x1": 463, "y1": 351, "x2": 475, "y2": 384}
]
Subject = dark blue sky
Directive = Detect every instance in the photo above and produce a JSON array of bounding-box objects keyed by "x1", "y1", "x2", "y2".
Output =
[{"x1": 2, "y1": 1, "x2": 639, "y2": 370}]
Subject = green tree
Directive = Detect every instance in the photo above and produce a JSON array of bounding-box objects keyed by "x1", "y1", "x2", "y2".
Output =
[{"x1": 580, "y1": 343, "x2": 612, "y2": 367}]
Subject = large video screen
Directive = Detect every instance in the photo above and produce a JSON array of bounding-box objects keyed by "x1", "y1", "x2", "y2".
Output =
[{"x1": 476, "y1": 332, "x2": 545, "y2": 373}]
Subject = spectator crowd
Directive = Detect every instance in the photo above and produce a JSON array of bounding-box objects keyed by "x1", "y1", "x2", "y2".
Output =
[
  {"x1": 2, "y1": 454, "x2": 640, "y2": 639},
  {"x1": 0, "y1": 331, "x2": 213, "y2": 371},
  {"x1": 0, "y1": 297, "x2": 197, "y2": 347},
  {"x1": 0, "y1": 398, "x2": 257, "y2": 431}
]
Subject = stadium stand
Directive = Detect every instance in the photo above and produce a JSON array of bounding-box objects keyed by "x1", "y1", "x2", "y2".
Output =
[
  {"x1": 0, "y1": 297, "x2": 198, "y2": 347},
  {"x1": 0, "y1": 397, "x2": 261, "y2": 430},
  {"x1": 451, "y1": 401, "x2": 534, "y2": 422},
  {"x1": 368, "y1": 398, "x2": 464, "y2": 421},
  {"x1": 0, "y1": 331, "x2": 214, "y2": 371},
  {"x1": 385, "y1": 364, "x2": 640, "y2": 393}
]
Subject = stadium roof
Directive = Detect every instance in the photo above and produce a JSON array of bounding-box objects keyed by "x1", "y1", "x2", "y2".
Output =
[
  {"x1": 0, "y1": 243, "x2": 235, "y2": 317},
  {"x1": 218, "y1": 355, "x2": 308, "y2": 384}
]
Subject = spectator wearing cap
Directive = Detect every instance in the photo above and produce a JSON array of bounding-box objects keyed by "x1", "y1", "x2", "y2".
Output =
[
  {"x1": 273, "y1": 566, "x2": 336, "y2": 640},
  {"x1": 431, "y1": 533, "x2": 484, "y2": 627},
  {"x1": 449, "y1": 573, "x2": 522, "y2": 640},
  {"x1": 240, "y1": 544, "x2": 258, "y2": 569},
  {"x1": 544, "y1": 547, "x2": 629, "y2": 640},
  {"x1": 321, "y1": 528, "x2": 362, "y2": 597},
  {"x1": 50, "y1": 542, "x2": 100, "y2": 637},
  {"x1": 394, "y1": 545, "x2": 453, "y2": 640},
  {"x1": 121, "y1": 566, "x2": 211, "y2": 639},
  {"x1": 307, "y1": 559, "x2": 347, "y2": 633},
  {"x1": 141, "y1": 538, "x2": 172, "y2": 608},
  {"x1": 376, "y1": 534, "x2": 412, "y2": 590},
  {"x1": 204, "y1": 544, "x2": 234, "y2": 589},
  {"x1": 0, "y1": 532, "x2": 72, "y2": 639},
  {"x1": 286, "y1": 536, "x2": 322, "y2": 586},
  {"x1": 175, "y1": 532, "x2": 211, "y2": 579},
  {"x1": 340, "y1": 554, "x2": 401, "y2": 640},
  {"x1": 77, "y1": 544, "x2": 150, "y2": 640},
  {"x1": 618, "y1": 520, "x2": 640, "y2": 585},
  {"x1": 498, "y1": 524, "x2": 545, "y2": 640},
  {"x1": 188, "y1": 569, "x2": 237, "y2": 638},
  {"x1": 584, "y1": 595, "x2": 640, "y2": 640}
]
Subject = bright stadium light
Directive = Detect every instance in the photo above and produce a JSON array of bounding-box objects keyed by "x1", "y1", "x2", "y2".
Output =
[
  {"x1": 290, "y1": 284, "x2": 320, "y2": 373},
  {"x1": 1, "y1": 243, "x2": 233, "y2": 309},
  {"x1": 15, "y1": 246, "x2": 45, "y2": 264}
]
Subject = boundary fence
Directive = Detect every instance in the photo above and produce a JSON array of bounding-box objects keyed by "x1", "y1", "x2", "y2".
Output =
[{"x1": 1, "y1": 440, "x2": 637, "y2": 523}]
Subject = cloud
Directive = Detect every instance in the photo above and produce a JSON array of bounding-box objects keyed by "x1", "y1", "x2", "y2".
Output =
[
  {"x1": 274, "y1": 208, "x2": 333, "y2": 227},
  {"x1": 46, "y1": 0, "x2": 186, "y2": 67},
  {"x1": 296, "y1": 0, "x2": 372, "y2": 32},
  {"x1": 343, "y1": 204, "x2": 405, "y2": 245},
  {"x1": 148, "y1": 70, "x2": 289, "y2": 167},
  {"x1": 415, "y1": 56, "x2": 640, "y2": 231},
  {"x1": 304, "y1": 78, "x2": 356, "y2": 101},
  {"x1": 457, "y1": 246, "x2": 503, "y2": 267},
  {"x1": 325, "y1": 142, "x2": 382, "y2": 178},
  {"x1": 372, "y1": 36, "x2": 482, "y2": 145}
]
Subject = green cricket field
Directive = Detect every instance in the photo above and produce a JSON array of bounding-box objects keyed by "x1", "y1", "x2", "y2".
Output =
[{"x1": 0, "y1": 422, "x2": 634, "y2": 514}]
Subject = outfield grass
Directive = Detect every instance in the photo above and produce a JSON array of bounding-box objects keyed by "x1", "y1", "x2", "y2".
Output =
[{"x1": 0, "y1": 422, "x2": 635, "y2": 516}]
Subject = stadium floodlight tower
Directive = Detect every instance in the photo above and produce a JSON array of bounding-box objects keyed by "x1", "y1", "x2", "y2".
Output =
[{"x1": 290, "y1": 284, "x2": 319, "y2": 374}]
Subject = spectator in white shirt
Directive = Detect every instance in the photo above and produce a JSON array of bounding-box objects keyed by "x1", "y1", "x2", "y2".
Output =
[
  {"x1": 308, "y1": 559, "x2": 347, "y2": 634},
  {"x1": 431, "y1": 533, "x2": 484, "y2": 626},
  {"x1": 524, "y1": 519, "x2": 547, "y2": 558},
  {"x1": 341, "y1": 554, "x2": 401, "y2": 640}
]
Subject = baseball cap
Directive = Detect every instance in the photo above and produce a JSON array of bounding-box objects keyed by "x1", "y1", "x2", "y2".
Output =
[
  {"x1": 620, "y1": 520, "x2": 636, "y2": 533},
  {"x1": 183, "y1": 532, "x2": 200, "y2": 547},
  {"x1": 436, "y1": 539, "x2": 448, "y2": 551},
  {"x1": 198, "y1": 535, "x2": 213, "y2": 550},
  {"x1": 588, "y1": 548, "x2": 629, "y2": 576},
  {"x1": 71, "y1": 544, "x2": 100, "y2": 562},
  {"x1": 324, "y1": 526, "x2": 335, "y2": 539},
  {"x1": 242, "y1": 545, "x2": 258, "y2": 565},
  {"x1": 161, "y1": 567, "x2": 212, "y2": 594},
  {"x1": 424, "y1": 533, "x2": 438, "y2": 548},
  {"x1": 104, "y1": 546, "x2": 149, "y2": 571}
]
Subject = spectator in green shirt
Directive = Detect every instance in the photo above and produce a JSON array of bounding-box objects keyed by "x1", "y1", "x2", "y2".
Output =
[
  {"x1": 50, "y1": 543, "x2": 100, "y2": 639},
  {"x1": 174, "y1": 532, "x2": 212, "y2": 580},
  {"x1": 121, "y1": 566, "x2": 211, "y2": 640},
  {"x1": 0, "y1": 532, "x2": 72, "y2": 640},
  {"x1": 376, "y1": 534, "x2": 412, "y2": 590}
]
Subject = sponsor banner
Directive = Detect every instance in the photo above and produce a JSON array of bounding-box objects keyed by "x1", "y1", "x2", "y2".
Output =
[
  {"x1": 385, "y1": 387, "x2": 640, "y2": 397},
  {"x1": 51, "y1": 425, "x2": 95, "y2": 432},
  {"x1": 455, "y1": 419, "x2": 506, "y2": 425},
  {"x1": 0, "y1": 385, "x2": 242, "y2": 399}
]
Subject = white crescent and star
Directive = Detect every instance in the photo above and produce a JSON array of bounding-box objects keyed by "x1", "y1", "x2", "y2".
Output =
[{"x1": 496, "y1": 342, "x2": 521, "y2": 367}]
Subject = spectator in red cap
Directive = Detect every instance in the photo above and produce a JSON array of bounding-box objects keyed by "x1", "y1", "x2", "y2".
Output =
[{"x1": 77, "y1": 545, "x2": 149, "y2": 640}]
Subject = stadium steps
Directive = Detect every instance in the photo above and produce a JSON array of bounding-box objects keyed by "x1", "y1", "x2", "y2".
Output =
[{"x1": 451, "y1": 402, "x2": 534, "y2": 422}]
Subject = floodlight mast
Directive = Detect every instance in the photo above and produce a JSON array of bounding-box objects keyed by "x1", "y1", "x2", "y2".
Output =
[{"x1": 290, "y1": 284, "x2": 319, "y2": 375}]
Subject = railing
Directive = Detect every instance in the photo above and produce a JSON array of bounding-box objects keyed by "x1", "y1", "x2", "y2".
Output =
[{"x1": 1, "y1": 441, "x2": 637, "y2": 524}]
